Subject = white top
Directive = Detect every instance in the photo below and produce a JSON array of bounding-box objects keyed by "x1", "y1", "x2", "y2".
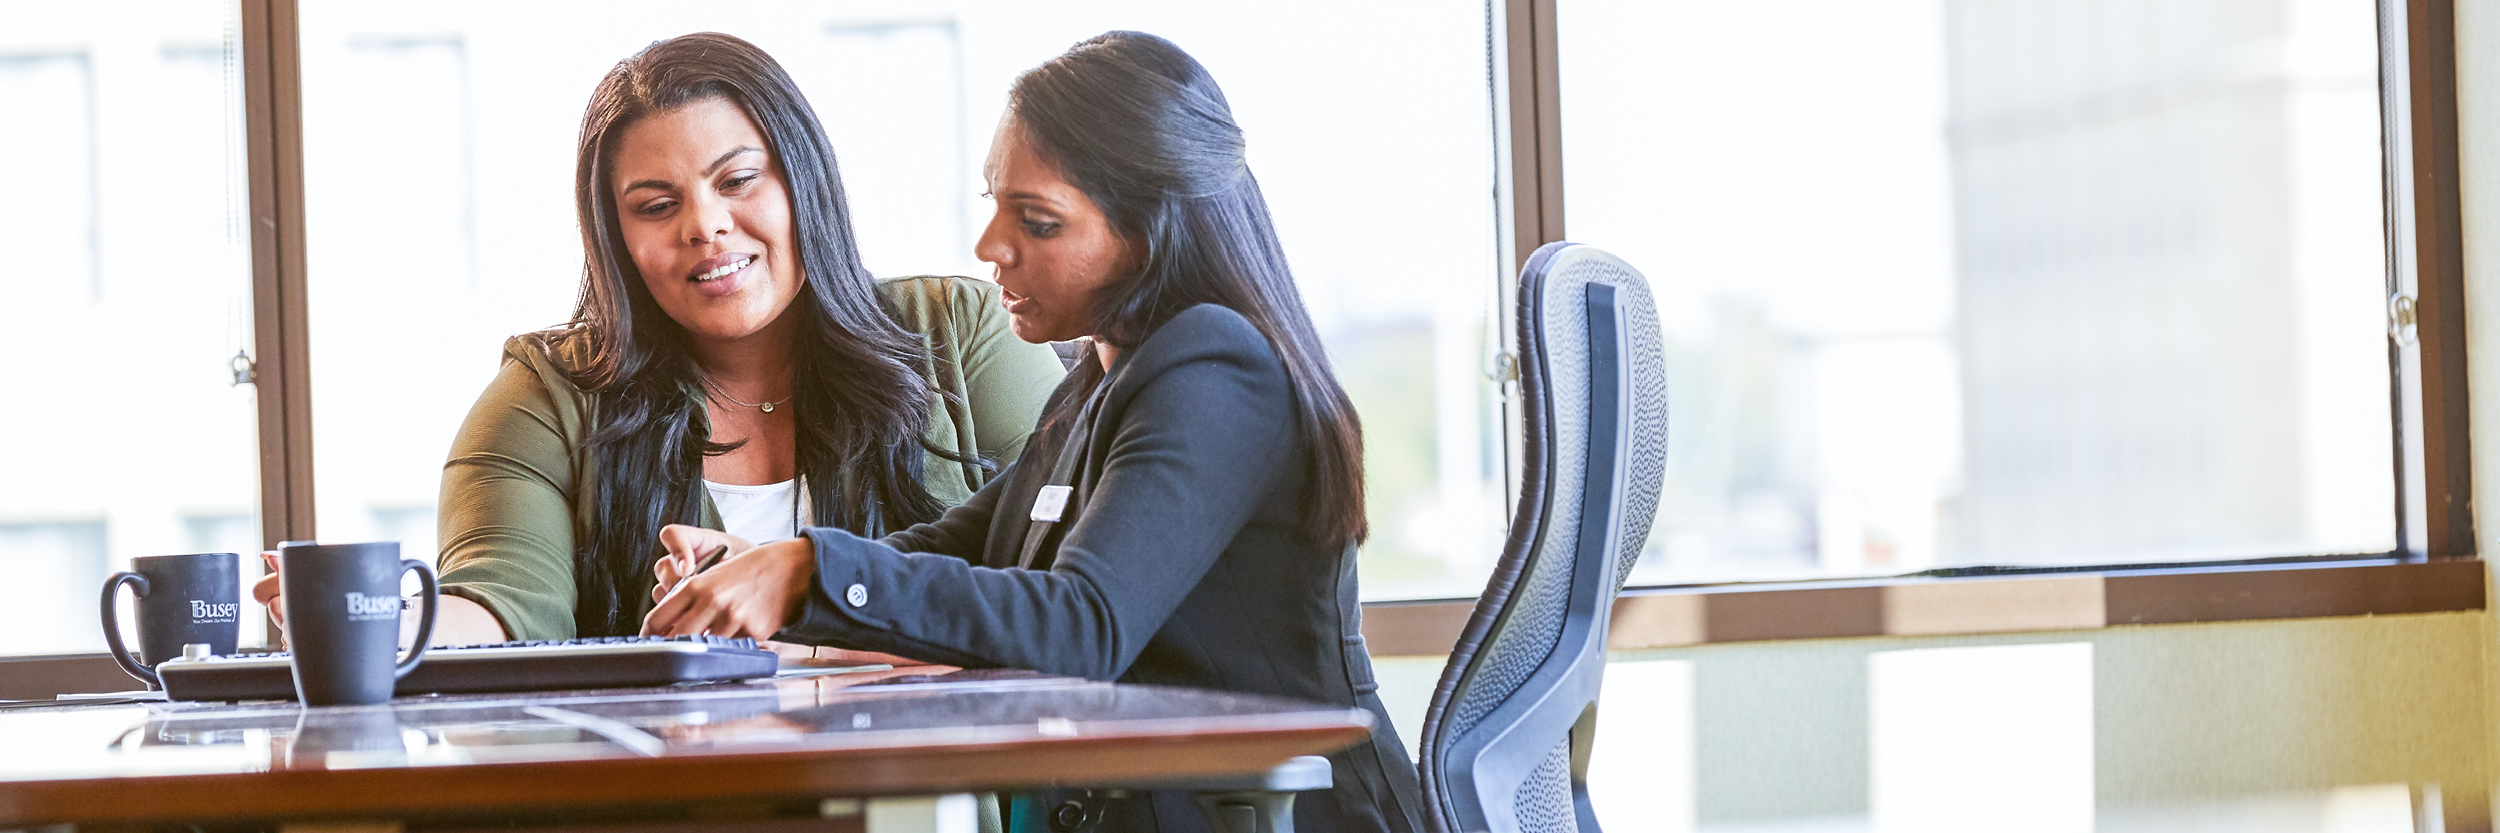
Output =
[{"x1": 704, "y1": 478, "x2": 808, "y2": 544}]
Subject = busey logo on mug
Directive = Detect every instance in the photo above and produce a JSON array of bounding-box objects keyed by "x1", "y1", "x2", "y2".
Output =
[
  {"x1": 344, "y1": 592, "x2": 401, "y2": 621},
  {"x1": 190, "y1": 599, "x2": 240, "y2": 624}
]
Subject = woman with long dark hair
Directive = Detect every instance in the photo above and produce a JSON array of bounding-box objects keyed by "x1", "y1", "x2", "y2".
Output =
[
  {"x1": 257, "y1": 32, "x2": 1065, "y2": 645},
  {"x1": 644, "y1": 31, "x2": 1423, "y2": 833}
]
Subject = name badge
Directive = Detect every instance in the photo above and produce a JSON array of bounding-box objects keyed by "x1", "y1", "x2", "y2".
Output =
[{"x1": 1030, "y1": 485, "x2": 1073, "y2": 523}]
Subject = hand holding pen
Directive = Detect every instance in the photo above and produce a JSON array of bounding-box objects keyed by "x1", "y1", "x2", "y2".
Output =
[
  {"x1": 641, "y1": 524, "x2": 818, "y2": 640},
  {"x1": 650, "y1": 526, "x2": 754, "y2": 605},
  {"x1": 666, "y1": 545, "x2": 728, "y2": 595}
]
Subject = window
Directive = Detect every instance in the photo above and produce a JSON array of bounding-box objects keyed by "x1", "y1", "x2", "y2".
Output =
[
  {"x1": 299, "y1": 29, "x2": 486, "y2": 548},
  {"x1": 0, "y1": 4, "x2": 261, "y2": 655},
  {"x1": 0, "y1": 0, "x2": 2449, "y2": 660},
  {"x1": 0, "y1": 523, "x2": 108, "y2": 654},
  {"x1": 1560, "y1": 0, "x2": 2398, "y2": 583},
  {"x1": 810, "y1": 21, "x2": 974, "y2": 279},
  {"x1": 0, "y1": 53, "x2": 97, "y2": 297}
]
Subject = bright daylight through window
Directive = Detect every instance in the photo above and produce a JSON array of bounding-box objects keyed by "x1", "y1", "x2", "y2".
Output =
[
  {"x1": 1563, "y1": 0, "x2": 2396, "y2": 583},
  {"x1": 0, "y1": 0, "x2": 2412, "y2": 661},
  {"x1": 0, "y1": 2, "x2": 262, "y2": 655}
]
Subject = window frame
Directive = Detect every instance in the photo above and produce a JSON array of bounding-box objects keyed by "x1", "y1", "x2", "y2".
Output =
[
  {"x1": 242, "y1": 0, "x2": 316, "y2": 547},
  {"x1": 2382, "y1": 0, "x2": 2475, "y2": 560}
]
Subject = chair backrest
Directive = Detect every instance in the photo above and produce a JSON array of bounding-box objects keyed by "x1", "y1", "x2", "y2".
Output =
[{"x1": 1417, "y1": 242, "x2": 1667, "y2": 833}]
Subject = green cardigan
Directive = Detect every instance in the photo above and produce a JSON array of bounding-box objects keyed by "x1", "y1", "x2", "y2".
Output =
[{"x1": 433, "y1": 276, "x2": 1065, "y2": 640}]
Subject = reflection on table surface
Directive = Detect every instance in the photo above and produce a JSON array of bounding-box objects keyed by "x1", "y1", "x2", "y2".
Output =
[{"x1": 0, "y1": 666, "x2": 1374, "y2": 781}]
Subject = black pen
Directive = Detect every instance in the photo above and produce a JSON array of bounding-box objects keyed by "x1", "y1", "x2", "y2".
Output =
[
  {"x1": 692, "y1": 544, "x2": 729, "y2": 575},
  {"x1": 668, "y1": 545, "x2": 730, "y2": 596}
]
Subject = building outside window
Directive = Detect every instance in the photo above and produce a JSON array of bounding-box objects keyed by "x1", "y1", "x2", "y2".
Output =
[
  {"x1": 0, "y1": 2, "x2": 261, "y2": 655},
  {"x1": 1563, "y1": 0, "x2": 2393, "y2": 584}
]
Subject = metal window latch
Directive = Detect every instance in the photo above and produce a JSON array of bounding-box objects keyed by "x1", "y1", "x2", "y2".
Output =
[
  {"x1": 2390, "y1": 294, "x2": 2419, "y2": 346},
  {"x1": 1488, "y1": 351, "x2": 1520, "y2": 383},
  {"x1": 230, "y1": 350, "x2": 257, "y2": 386}
]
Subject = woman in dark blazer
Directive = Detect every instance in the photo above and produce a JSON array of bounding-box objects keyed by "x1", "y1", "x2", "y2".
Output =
[{"x1": 640, "y1": 31, "x2": 1424, "y2": 833}]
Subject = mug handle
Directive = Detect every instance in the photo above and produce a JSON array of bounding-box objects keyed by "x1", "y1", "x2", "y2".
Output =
[
  {"x1": 393, "y1": 559, "x2": 439, "y2": 679},
  {"x1": 100, "y1": 572, "x2": 157, "y2": 689}
]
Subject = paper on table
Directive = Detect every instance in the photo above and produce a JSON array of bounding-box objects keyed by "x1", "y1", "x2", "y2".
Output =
[
  {"x1": 775, "y1": 662, "x2": 895, "y2": 679},
  {"x1": 57, "y1": 689, "x2": 166, "y2": 701}
]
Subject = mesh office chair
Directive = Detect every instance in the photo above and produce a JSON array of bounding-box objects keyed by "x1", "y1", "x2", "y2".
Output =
[{"x1": 1418, "y1": 242, "x2": 1667, "y2": 833}]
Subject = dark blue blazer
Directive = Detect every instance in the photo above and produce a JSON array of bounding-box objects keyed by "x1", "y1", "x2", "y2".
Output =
[{"x1": 785, "y1": 304, "x2": 1424, "y2": 833}]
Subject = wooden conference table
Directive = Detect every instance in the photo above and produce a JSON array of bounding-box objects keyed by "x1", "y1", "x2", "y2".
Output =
[{"x1": 0, "y1": 666, "x2": 1376, "y2": 832}]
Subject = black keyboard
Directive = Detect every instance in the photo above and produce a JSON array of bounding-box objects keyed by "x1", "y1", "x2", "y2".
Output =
[{"x1": 156, "y1": 635, "x2": 781, "y2": 702}]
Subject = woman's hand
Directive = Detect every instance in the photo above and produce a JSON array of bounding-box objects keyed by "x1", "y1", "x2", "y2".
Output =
[
  {"x1": 250, "y1": 551, "x2": 284, "y2": 627},
  {"x1": 254, "y1": 549, "x2": 511, "y2": 648},
  {"x1": 642, "y1": 531, "x2": 813, "y2": 640},
  {"x1": 649, "y1": 524, "x2": 757, "y2": 603}
]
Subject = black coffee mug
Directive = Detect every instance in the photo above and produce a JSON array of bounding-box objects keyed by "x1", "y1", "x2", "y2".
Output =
[
  {"x1": 101, "y1": 552, "x2": 243, "y2": 689},
  {"x1": 277, "y1": 542, "x2": 438, "y2": 706}
]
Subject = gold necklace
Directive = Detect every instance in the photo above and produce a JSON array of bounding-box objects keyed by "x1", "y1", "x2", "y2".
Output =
[{"x1": 700, "y1": 375, "x2": 791, "y2": 413}]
